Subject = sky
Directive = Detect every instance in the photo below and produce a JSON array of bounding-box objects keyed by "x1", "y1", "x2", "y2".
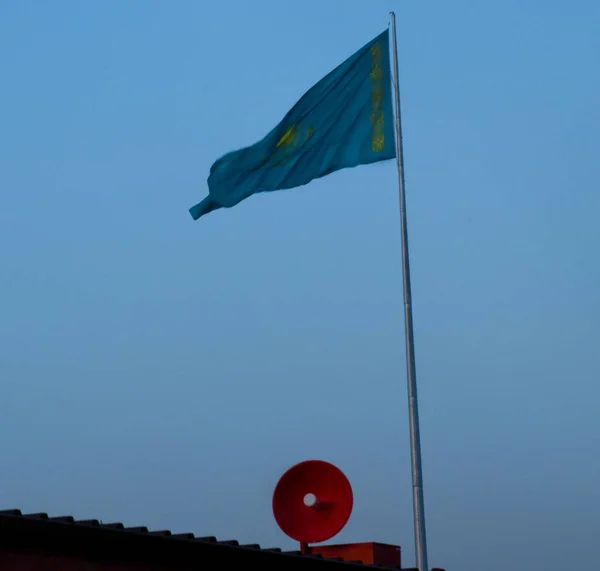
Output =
[{"x1": 1, "y1": 1, "x2": 599, "y2": 570}]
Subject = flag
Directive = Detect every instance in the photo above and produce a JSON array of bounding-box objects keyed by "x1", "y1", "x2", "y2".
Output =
[{"x1": 189, "y1": 29, "x2": 396, "y2": 220}]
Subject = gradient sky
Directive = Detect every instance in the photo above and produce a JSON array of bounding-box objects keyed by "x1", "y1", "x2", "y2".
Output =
[{"x1": 1, "y1": 2, "x2": 599, "y2": 570}]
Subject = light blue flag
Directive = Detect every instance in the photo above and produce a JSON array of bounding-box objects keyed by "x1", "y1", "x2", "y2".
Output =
[{"x1": 189, "y1": 29, "x2": 396, "y2": 220}]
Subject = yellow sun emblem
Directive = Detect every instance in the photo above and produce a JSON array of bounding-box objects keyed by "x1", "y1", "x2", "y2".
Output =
[
  {"x1": 276, "y1": 125, "x2": 297, "y2": 148},
  {"x1": 268, "y1": 123, "x2": 313, "y2": 167}
]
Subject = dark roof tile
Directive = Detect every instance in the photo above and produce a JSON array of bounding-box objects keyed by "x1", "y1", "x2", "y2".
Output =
[
  {"x1": 49, "y1": 516, "x2": 75, "y2": 523},
  {"x1": 124, "y1": 526, "x2": 148, "y2": 533},
  {"x1": 78, "y1": 519, "x2": 101, "y2": 527},
  {"x1": 23, "y1": 512, "x2": 48, "y2": 519},
  {"x1": 172, "y1": 532, "x2": 195, "y2": 539},
  {"x1": 148, "y1": 530, "x2": 172, "y2": 537},
  {"x1": 0, "y1": 509, "x2": 22, "y2": 516},
  {"x1": 102, "y1": 523, "x2": 125, "y2": 529}
]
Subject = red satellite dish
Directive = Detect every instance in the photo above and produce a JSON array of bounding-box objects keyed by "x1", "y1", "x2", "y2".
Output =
[{"x1": 272, "y1": 460, "x2": 353, "y2": 545}]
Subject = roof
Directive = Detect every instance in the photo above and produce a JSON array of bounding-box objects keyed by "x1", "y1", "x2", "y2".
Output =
[{"x1": 0, "y1": 509, "x2": 410, "y2": 570}]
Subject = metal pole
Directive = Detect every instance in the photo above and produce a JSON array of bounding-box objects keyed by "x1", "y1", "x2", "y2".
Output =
[{"x1": 389, "y1": 12, "x2": 429, "y2": 571}]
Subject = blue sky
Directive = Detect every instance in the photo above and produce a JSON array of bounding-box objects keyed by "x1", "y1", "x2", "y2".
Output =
[{"x1": 1, "y1": 1, "x2": 599, "y2": 570}]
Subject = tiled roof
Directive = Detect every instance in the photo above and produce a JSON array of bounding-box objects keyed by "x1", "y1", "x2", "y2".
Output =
[{"x1": 0, "y1": 509, "x2": 408, "y2": 570}]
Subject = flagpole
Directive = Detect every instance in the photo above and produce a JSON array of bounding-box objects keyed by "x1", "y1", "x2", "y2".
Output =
[{"x1": 389, "y1": 12, "x2": 429, "y2": 571}]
